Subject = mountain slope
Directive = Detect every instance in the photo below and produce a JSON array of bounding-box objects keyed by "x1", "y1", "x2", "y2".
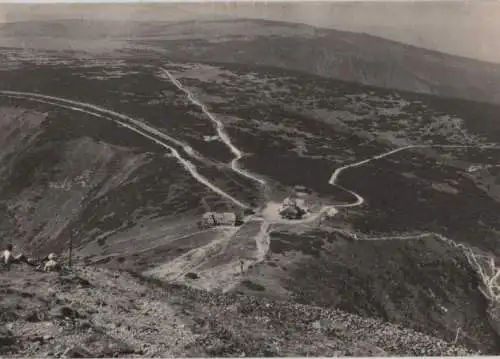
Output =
[
  {"x1": 2, "y1": 35, "x2": 500, "y2": 355},
  {"x1": 0, "y1": 264, "x2": 474, "y2": 357},
  {"x1": 0, "y1": 96, "x2": 258, "y2": 260}
]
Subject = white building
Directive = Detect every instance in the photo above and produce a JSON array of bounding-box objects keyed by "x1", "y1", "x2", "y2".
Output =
[{"x1": 201, "y1": 212, "x2": 237, "y2": 226}]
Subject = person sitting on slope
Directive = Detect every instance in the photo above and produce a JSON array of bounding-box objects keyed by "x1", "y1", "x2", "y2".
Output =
[
  {"x1": 43, "y1": 253, "x2": 60, "y2": 272},
  {"x1": 1, "y1": 244, "x2": 37, "y2": 269},
  {"x1": 0, "y1": 243, "x2": 14, "y2": 270}
]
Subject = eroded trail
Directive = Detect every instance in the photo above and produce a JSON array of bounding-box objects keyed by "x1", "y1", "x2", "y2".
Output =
[
  {"x1": 159, "y1": 68, "x2": 266, "y2": 187},
  {"x1": 254, "y1": 221, "x2": 271, "y2": 262}
]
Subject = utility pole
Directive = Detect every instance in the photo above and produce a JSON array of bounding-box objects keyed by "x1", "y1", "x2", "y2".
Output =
[{"x1": 68, "y1": 230, "x2": 73, "y2": 268}]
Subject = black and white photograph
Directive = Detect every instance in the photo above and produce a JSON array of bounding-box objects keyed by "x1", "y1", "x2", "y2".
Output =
[{"x1": 1, "y1": 1, "x2": 499, "y2": 356}]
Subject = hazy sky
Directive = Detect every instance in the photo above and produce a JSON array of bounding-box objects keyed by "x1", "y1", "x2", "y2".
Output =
[{"x1": 1, "y1": 1, "x2": 500, "y2": 64}]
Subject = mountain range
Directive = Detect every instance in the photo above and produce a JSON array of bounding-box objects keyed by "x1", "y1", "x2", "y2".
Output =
[{"x1": 1, "y1": 17, "x2": 500, "y2": 356}]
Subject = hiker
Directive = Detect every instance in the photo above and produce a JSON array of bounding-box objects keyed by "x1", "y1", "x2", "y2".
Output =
[
  {"x1": 1, "y1": 244, "x2": 37, "y2": 270},
  {"x1": 43, "y1": 253, "x2": 60, "y2": 272},
  {"x1": 0, "y1": 244, "x2": 14, "y2": 270}
]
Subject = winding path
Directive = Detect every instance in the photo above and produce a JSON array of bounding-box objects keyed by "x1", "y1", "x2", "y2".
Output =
[
  {"x1": 329, "y1": 143, "x2": 500, "y2": 207},
  {"x1": 0, "y1": 91, "x2": 249, "y2": 209},
  {"x1": 159, "y1": 68, "x2": 267, "y2": 187}
]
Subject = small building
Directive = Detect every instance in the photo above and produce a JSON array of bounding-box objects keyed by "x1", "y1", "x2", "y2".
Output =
[
  {"x1": 199, "y1": 211, "x2": 239, "y2": 228},
  {"x1": 279, "y1": 196, "x2": 307, "y2": 220},
  {"x1": 279, "y1": 205, "x2": 306, "y2": 220},
  {"x1": 467, "y1": 165, "x2": 483, "y2": 173},
  {"x1": 294, "y1": 185, "x2": 312, "y2": 195}
]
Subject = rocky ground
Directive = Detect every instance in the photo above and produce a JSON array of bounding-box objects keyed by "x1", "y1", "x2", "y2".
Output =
[{"x1": 0, "y1": 264, "x2": 475, "y2": 357}]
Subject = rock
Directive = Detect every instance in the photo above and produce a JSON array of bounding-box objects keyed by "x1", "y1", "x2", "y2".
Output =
[
  {"x1": 62, "y1": 346, "x2": 93, "y2": 358},
  {"x1": 456, "y1": 348, "x2": 469, "y2": 356},
  {"x1": 261, "y1": 343, "x2": 279, "y2": 356},
  {"x1": 78, "y1": 320, "x2": 92, "y2": 330},
  {"x1": 50, "y1": 306, "x2": 84, "y2": 319},
  {"x1": 0, "y1": 326, "x2": 15, "y2": 347},
  {"x1": 25, "y1": 310, "x2": 47, "y2": 322},
  {"x1": 350, "y1": 342, "x2": 388, "y2": 356},
  {"x1": 59, "y1": 275, "x2": 92, "y2": 288},
  {"x1": 185, "y1": 272, "x2": 199, "y2": 280},
  {"x1": 312, "y1": 320, "x2": 322, "y2": 330}
]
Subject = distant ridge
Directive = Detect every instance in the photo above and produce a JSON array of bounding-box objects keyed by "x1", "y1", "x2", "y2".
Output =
[
  {"x1": 140, "y1": 18, "x2": 500, "y2": 105},
  {"x1": 1, "y1": 17, "x2": 500, "y2": 105}
]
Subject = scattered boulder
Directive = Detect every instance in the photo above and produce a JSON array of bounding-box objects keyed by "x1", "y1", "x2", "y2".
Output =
[
  {"x1": 350, "y1": 342, "x2": 388, "y2": 356},
  {"x1": 312, "y1": 320, "x2": 322, "y2": 330},
  {"x1": 49, "y1": 305, "x2": 85, "y2": 320},
  {"x1": 62, "y1": 345, "x2": 93, "y2": 358},
  {"x1": 185, "y1": 272, "x2": 199, "y2": 280},
  {"x1": 99, "y1": 341, "x2": 136, "y2": 357},
  {"x1": 241, "y1": 280, "x2": 265, "y2": 292},
  {"x1": 25, "y1": 310, "x2": 48, "y2": 322},
  {"x1": 0, "y1": 326, "x2": 16, "y2": 353},
  {"x1": 261, "y1": 342, "x2": 280, "y2": 357},
  {"x1": 59, "y1": 275, "x2": 92, "y2": 288}
]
